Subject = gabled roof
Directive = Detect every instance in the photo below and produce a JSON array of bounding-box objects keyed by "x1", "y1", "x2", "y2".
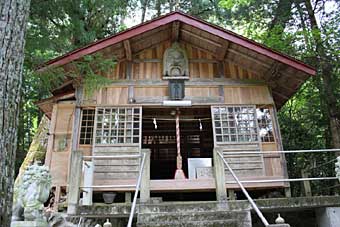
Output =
[
  {"x1": 39, "y1": 11, "x2": 315, "y2": 76},
  {"x1": 38, "y1": 11, "x2": 316, "y2": 110}
]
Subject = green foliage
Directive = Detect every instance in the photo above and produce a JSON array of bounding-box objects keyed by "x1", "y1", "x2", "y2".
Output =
[
  {"x1": 79, "y1": 54, "x2": 116, "y2": 98},
  {"x1": 17, "y1": 0, "x2": 129, "y2": 175},
  {"x1": 36, "y1": 53, "x2": 116, "y2": 98},
  {"x1": 219, "y1": 0, "x2": 340, "y2": 196}
]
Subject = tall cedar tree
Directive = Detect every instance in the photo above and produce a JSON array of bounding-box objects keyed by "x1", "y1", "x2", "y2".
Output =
[{"x1": 0, "y1": 1, "x2": 30, "y2": 226}]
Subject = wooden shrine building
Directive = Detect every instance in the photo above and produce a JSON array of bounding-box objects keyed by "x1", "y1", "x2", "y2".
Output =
[{"x1": 36, "y1": 12, "x2": 316, "y2": 211}]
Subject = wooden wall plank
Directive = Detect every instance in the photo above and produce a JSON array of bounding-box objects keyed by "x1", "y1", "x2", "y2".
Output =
[
  {"x1": 223, "y1": 86, "x2": 273, "y2": 105},
  {"x1": 91, "y1": 87, "x2": 129, "y2": 105}
]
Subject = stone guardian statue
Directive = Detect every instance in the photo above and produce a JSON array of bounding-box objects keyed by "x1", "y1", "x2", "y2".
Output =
[{"x1": 11, "y1": 163, "x2": 52, "y2": 227}]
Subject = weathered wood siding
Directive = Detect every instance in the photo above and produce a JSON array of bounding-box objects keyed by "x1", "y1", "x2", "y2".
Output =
[
  {"x1": 88, "y1": 86, "x2": 129, "y2": 105},
  {"x1": 219, "y1": 142, "x2": 265, "y2": 181},
  {"x1": 46, "y1": 102, "x2": 75, "y2": 186},
  {"x1": 93, "y1": 147, "x2": 140, "y2": 186},
  {"x1": 104, "y1": 41, "x2": 260, "y2": 80},
  {"x1": 223, "y1": 86, "x2": 273, "y2": 105},
  {"x1": 86, "y1": 85, "x2": 272, "y2": 106},
  {"x1": 262, "y1": 143, "x2": 283, "y2": 177}
]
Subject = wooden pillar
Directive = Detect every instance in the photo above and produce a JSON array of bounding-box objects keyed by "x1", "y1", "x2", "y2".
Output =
[
  {"x1": 45, "y1": 104, "x2": 58, "y2": 167},
  {"x1": 213, "y1": 147, "x2": 227, "y2": 201},
  {"x1": 140, "y1": 149, "x2": 150, "y2": 203},
  {"x1": 272, "y1": 105, "x2": 291, "y2": 197},
  {"x1": 53, "y1": 185, "x2": 61, "y2": 211},
  {"x1": 71, "y1": 85, "x2": 83, "y2": 152},
  {"x1": 67, "y1": 150, "x2": 82, "y2": 214}
]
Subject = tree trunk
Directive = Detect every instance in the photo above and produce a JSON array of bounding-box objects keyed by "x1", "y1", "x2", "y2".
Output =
[
  {"x1": 0, "y1": 1, "x2": 30, "y2": 226},
  {"x1": 268, "y1": 0, "x2": 293, "y2": 32},
  {"x1": 169, "y1": 0, "x2": 174, "y2": 12},
  {"x1": 156, "y1": 0, "x2": 161, "y2": 17},
  {"x1": 141, "y1": 0, "x2": 150, "y2": 23},
  {"x1": 304, "y1": 0, "x2": 340, "y2": 150}
]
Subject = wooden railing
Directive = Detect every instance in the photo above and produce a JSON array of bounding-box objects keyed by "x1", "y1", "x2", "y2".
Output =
[{"x1": 67, "y1": 149, "x2": 151, "y2": 215}]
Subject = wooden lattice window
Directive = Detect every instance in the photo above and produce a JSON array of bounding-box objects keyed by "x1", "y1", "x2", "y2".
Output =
[
  {"x1": 95, "y1": 107, "x2": 141, "y2": 145},
  {"x1": 79, "y1": 109, "x2": 95, "y2": 145},
  {"x1": 257, "y1": 108, "x2": 275, "y2": 142},
  {"x1": 212, "y1": 106, "x2": 258, "y2": 143}
]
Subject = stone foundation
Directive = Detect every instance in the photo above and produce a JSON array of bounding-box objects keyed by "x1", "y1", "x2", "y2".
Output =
[{"x1": 11, "y1": 221, "x2": 48, "y2": 227}]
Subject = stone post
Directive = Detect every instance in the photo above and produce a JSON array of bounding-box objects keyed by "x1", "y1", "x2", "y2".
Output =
[
  {"x1": 140, "y1": 149, "x2": 150, "y2": 203},
  {"x1": 82, "y1": 161, "x2": 94, "y2": 205},
  {"x1": 301, "y1": 169, "x2": 312, "y2": 197},
  {"x1": 67, "y1": 150, "x2": 82, "y2": 215},
  {"x1": 316, "y1": 207, "x2": 340, "y2": 227},
  {"x1": 213, "y1": 147, "x2": 227, "y2": 201}
]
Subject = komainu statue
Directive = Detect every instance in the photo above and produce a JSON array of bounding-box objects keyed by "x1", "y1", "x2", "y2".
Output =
[{"x1": 12, "y1": 163, "x2": 52, "y2": 223}]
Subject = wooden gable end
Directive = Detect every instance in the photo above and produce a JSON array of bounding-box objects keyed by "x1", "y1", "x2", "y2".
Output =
[
  {"x1": 38, "y1": 12, "x2": 315, "y2": 109},
  {"x1": 101, "y1": 40, "x2": 260, "y2": 81}
]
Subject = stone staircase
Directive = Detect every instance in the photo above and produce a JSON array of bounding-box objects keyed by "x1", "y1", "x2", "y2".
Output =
[{"x1": 137, "y1": 210, "x2": 251, "y2": 227}]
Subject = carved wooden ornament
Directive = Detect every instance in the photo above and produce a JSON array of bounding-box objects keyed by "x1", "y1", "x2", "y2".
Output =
[{"x1": 163, "y1": 42, "x2": 189, "y2": 78}]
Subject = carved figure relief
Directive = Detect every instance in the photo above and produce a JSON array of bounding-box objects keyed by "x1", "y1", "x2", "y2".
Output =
[{"x1": 163, "y1": 42, "x2": 189, "y2": 77}]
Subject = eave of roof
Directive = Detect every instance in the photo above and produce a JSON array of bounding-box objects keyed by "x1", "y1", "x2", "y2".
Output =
[{"x1": 38, "y1": 11, "x2": 315, "y2": 76}]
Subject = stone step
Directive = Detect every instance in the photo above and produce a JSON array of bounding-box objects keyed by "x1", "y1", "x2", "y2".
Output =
[
  {"x1": 137, "y1": 219, "x2": 238, "y2": 227},
  {"x1": 140, "y1": 201, "x2": 229, "y2": 214},
  {"x1": 138, "y1": 211, "x2": 241, "y2": 223}
]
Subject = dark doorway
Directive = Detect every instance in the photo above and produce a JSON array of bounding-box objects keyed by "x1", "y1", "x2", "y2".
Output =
[{"x1": 142, "y1": 107, "x2": 214, "y2": 179}]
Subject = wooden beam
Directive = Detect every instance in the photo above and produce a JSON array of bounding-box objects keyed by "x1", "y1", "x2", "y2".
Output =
[
  {"x1": 181, "y1": 29, "x2": 222, "y2": 47},
  {"x1": 228, "y1": 48, "x2": 271, "y2": 68},
  {"x1": 80, "y1": 78, "x2": 266, "y2": 86},
  {"x1": 171, "y1": 21, "x2": 180, "y2": 42},
  {"x1": 132, "y1": 58, "x2": 219, "y2": 63},
  {"x1": 126, "y1": 61, "x2": 132, "y2": 79},
  {"x1": 265, "y1": 63, "x2": 307, "y2": 89},
  {"x1": 264, "y1": 62, "x2": 282, "y2": 83},
  {"x1": 181, "y1": 39, "x2": 218, "y2": 57},
  {"x1": 217, "y1": 40, "x2": 230, "y2": 61},
  {"x1": 123, "y1": 40, "x2": 132, "y2": 61},
  {"x1": 133, "y1": 59, "x2": 161, "y2": 63},
  {"x1": 226, "y1": 57, "x2": 266, "y2": 75},
  {"x1": 132, "y1": 38, "x2": 171, "y2": 56},
  {"x1": 45, "y1": 105, "x2": 58, "y2": 167},
  {"x1": 217, "y1": 61, "x2": 225, "y2": 78},
  {"x1": 134, "y1": 96, "x2": 223, "y2": 104}
]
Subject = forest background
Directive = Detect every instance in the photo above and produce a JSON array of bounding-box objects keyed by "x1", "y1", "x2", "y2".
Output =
[{"x1": 19, "y1": 0, "x2": 340, "y2": 196}]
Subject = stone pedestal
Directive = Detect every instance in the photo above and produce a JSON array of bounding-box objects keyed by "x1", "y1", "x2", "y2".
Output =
[
  {"x1": 11, "y1": 221, "x2": 48, "y2": 227},
  {"x1": 316, "y1": 207, "x2": 340, "y2": 227}
]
